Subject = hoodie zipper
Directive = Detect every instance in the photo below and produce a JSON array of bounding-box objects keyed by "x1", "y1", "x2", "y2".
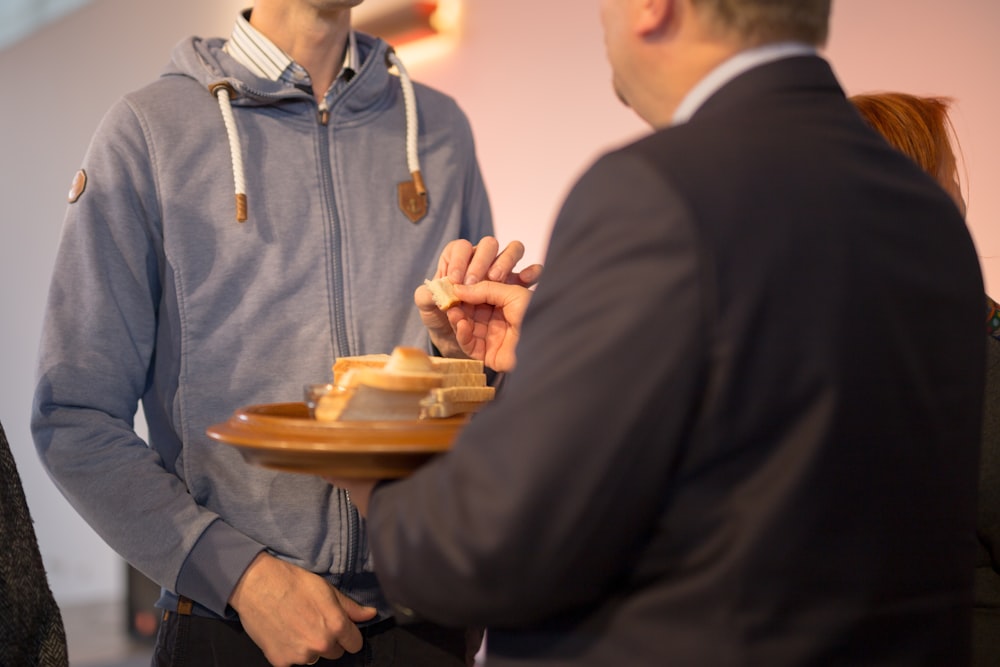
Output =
[
  {"x1": 316, "y1": 103, "x2": 361, "y2": 582},
  {"x1": 343, "y1": 490, "x2": 361, "y2": 587},
  {"x1": 315, "y1": 109, "x2": 350, "y2": 366}
]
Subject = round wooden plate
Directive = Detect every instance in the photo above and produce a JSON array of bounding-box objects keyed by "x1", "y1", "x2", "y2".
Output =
[{"x1": 206, "y1": 402, "x2": 469, "y2": 478}]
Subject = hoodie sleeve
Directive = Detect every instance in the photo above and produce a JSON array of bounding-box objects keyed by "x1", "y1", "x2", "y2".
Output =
[{"x1": 31, "y1": 97, "x2": 263, "y2": 616}]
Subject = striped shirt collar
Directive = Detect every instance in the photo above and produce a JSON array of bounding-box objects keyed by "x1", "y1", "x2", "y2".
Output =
[{"x1": 224, "y1": 9, "x2": 358, "y2": 90}]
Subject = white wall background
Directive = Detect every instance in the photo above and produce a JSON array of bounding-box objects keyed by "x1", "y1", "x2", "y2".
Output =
[{"x1": 2, "y1": 0, "x2": 998, "y2": 607}]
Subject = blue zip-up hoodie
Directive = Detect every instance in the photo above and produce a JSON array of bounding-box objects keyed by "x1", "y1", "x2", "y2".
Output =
[{"x1": 31, "y1": 32, "x2": 493, "y2": 619}]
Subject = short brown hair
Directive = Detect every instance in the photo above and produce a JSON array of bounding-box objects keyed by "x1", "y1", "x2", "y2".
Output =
[{"x1": 692, "y1": 0, "x2": 831, "y2": 47}]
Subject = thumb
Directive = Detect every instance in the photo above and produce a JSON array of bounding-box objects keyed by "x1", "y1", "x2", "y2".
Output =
[
  {"x1": 333, "y1": 588, "x2": 379, "y2": 623},
  {"x1": 414, "y1": 283, "x2": 437, "y2": 311}
]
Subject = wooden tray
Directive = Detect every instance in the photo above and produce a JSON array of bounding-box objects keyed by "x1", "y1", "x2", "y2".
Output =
[{"x1": 206, "y1": 403, "x2": 469, "y2": 478}]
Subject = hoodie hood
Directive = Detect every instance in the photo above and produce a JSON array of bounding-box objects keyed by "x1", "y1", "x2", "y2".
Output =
[{"x1": 162, "y1": 33, "x2": 426, "y2": 222}]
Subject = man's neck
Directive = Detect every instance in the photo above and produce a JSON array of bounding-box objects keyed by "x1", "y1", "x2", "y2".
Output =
[{"x1": 249, "y1": 2, "x2": 352, "y2": 101}]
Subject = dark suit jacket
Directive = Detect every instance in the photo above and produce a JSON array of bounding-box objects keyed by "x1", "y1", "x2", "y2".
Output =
[{"x1": 367, "y1": 56, "x2": 986, "y2": 666}]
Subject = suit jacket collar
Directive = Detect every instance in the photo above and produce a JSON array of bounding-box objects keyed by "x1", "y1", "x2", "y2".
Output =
[
  {"x1": 673, "y1": 42, "x2": 817, "y2": 125},
  {"x1": 689, "y1": 53, "x2": 843, "y2": 124}
]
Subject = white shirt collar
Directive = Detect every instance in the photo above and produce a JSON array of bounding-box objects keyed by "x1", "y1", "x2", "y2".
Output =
[{"x1": 672, "y1": 42, "x2": 818, "y2": 125}]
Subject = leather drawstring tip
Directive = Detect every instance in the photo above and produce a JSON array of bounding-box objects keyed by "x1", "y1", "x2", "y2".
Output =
[
  {"x1": 236, "y1": 193, "x2": 248, "y2": 222},
  {"x1": 412, "y1": 169, "x2": 427, "y2": 197}
]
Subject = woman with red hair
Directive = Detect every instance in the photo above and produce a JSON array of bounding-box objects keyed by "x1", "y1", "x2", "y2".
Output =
[{"x1": 852, "y1": 91, "x2": 999, "y2": 667}]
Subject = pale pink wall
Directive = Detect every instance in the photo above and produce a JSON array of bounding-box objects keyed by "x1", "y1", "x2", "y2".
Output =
[
  {"x1": 406, "y1": 2, "x2": 646, "y2": 269},
  {"x1": 408, "y1": 0, "x2": 1000, "y2": 292}
]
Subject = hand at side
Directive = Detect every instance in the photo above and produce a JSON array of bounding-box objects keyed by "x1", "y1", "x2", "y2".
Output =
[{"x1": 228, "y1": 552, "x2": 377, "y2": 667}]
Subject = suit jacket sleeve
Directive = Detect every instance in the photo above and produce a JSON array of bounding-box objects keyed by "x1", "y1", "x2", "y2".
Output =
[{"x1": 366, "y1": 149, "x2": 708, "y2": 628}]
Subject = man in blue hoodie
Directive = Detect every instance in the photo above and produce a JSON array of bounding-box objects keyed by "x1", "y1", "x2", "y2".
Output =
[{"x1": 31, "y1": 1, "x2": 538, "y2": 665}]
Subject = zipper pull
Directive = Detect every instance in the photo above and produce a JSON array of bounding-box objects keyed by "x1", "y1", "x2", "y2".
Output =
[{"x1": 319, "y1": 102, "x2": 330, "y2": 126}]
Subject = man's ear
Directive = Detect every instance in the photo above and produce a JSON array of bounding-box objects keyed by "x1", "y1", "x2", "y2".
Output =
[{"x1": 634, "y1": 0, "x2": 674, "y2": 36}]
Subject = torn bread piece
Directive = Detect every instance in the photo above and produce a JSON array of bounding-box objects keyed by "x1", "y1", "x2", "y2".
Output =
[{"x1": 424, "y1": 277, "x2": 461, "y2": 310}]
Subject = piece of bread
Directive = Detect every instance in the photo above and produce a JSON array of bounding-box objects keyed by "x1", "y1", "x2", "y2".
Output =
[
  {"x1": 334, "y1": 353, "x2": 484, "y2": 384},
  {"x1": 332, "y1": 354, "x2": 392, "y2": 384},
  {"x1": 428, "y1": 357, "x2": 484, "y2": 374},
  {"x1": 343, "y1": 347, "x2": 443, "y2": 392},
  {"x1": 313, "y1": 385, "x2": 353, "y2": 422},
  {"x1": 423, "y1": 386, "x2": 496, "y2": 402},
  {"x1": 317, "y1": 348, "x2": 442, "y2": 421},
  {"x1": 319, "y1": 347, "x2": 493, "y2": 421},
  {"x1": 419, "y1": 386, "x2": 496, "y2": 419},
  {"x1": 440, "y1": 373, "x2": 487, "y2": 388},
  {"x1": 424, "y1": 277, "x2": 461, "y2": 310}
]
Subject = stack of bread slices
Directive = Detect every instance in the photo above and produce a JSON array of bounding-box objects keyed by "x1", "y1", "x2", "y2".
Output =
[{"x1": 314, "y1": 346, "x2": 494, "y2": 421}]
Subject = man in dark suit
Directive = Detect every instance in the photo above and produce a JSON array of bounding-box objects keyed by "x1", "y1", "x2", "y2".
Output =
[{"x1": 332, "y1": 0, "x2": 986, "y2": 664}]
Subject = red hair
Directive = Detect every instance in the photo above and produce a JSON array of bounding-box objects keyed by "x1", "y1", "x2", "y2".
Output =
[{"x1": 849, "y1": 92, "x2": 957, "y2": 184}]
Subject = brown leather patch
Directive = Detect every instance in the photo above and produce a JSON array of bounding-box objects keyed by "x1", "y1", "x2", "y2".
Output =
[
  {"x1": 68, "y1": 169, "x2": 87, "y2": 203},
  {"x1": 398, "y1": 180, "x2": 428, "y2": 223}
]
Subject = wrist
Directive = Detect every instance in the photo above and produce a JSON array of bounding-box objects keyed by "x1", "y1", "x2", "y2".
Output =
[{"x1": 228, "y1": 551, "x2": 269, "y2": 612}]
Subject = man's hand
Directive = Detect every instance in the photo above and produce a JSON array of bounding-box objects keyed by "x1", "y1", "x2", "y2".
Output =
[
  {"x1": 436, "y1": 236, "x2": 542, "y2": 288},
  {"x1": 228, "y1": 553, "x2": 378, "y2": 667},
  {"x1": 417, "y1": 236, "x2": 541, "y2": 358},
  {"x1": 447, "y1": 281, "x2": 533, "y2": 372}
]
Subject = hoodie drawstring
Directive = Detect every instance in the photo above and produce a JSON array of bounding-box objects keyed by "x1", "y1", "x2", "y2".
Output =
[
  {"x1": 208, "y1": 48, "x2": 424, "y2": 224},
  {"x1": 210, "y1": 82, "x2": 248, "y2": 223},
  {"x1": 386, "y1": 49, "x2": 426, "y2": 206}
]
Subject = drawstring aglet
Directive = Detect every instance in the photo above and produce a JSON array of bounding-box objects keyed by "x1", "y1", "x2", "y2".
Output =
[
  {"x1": 235, "y1": 193, "x2": 248, "y2": 223},
  {"x1": 412, "y1": 170, "x2": 427, "y2": 197}
]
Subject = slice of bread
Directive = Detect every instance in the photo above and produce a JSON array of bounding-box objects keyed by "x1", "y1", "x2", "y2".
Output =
[
  {"x1": 334, "y1": 353, "x2": 483, "y2": 383},
  {"x1": 441, "y1": 373, "x2": 487, "y2": 388},
  {"x1": 338, "y1": 347, "x2": 443, "y2": 392},
  {"x1": 319, "y1": 347, "x2": 493, "y2": 421},
  {"x1": 419, "y1": 386, "x2": 496, "y2": 419},
  {"x1": 423, "y1": 386, "x2": 496, "y2": 402}
]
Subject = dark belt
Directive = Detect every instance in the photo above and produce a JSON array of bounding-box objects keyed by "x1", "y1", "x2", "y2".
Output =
[{"x1": 169, "y1": 596, "x2": 397, "y2": 637}]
